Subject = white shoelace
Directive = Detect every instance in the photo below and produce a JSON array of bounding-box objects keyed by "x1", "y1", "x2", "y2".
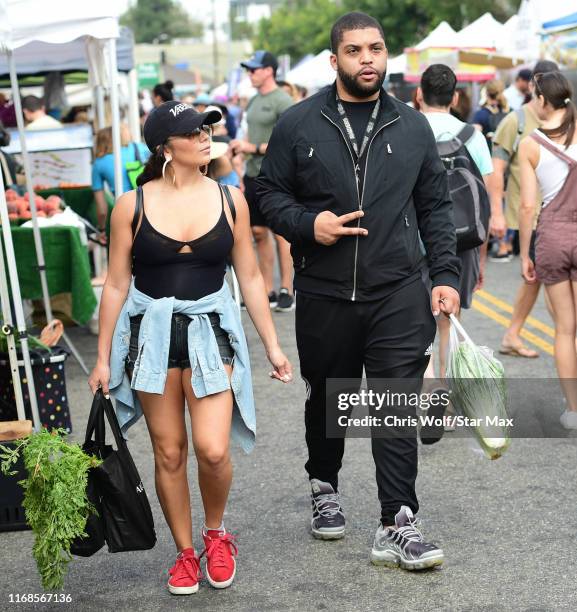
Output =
[
  {"x1": 313, "y1": 493, "x2": 343, "y2": 518},
  {"x1": 396, "y1": 521, "x2": 424, "y2": 543}
]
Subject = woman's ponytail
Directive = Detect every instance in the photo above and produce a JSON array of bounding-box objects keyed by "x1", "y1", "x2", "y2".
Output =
[
  {"x1": 535, "y1": 71, "x2": 575, "y2": 147},
  {"x1": 136, "y1": 148, "x2": 165, "y2": 186}
]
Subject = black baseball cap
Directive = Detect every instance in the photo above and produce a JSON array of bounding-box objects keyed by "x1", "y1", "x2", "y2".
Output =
[
  {"x1": 240, "y1": 50, "x2": 278, "y2": 72},
  {"x1": 143, "y1": 101, "x2": 222, "y2": 152}
]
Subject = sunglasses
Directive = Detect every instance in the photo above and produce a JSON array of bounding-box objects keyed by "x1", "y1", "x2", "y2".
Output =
[
  {"x1": 170, "y1": 125, "x2": 212, "y2": 140},
  {"x1": 246, "y1": 67, "x2": 263, "y2": 74}
]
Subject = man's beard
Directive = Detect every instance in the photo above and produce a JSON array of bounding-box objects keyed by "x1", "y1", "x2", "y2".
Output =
[{"x1": 337, "y1": 65, "x2": 386, "y2": 98}]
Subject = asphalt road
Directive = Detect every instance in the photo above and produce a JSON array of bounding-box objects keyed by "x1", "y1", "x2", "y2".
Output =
[{"x1": 1, "y1": 256, "x2": 575, "y2": 612}]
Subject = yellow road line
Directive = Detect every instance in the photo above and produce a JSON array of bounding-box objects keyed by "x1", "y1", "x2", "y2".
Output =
[
  {"x1": 470, "y1": 298, "x2": 554, "y2": 356},
  {"x1": 475, "y1": 289, "x2": 555, "y2": 338}
]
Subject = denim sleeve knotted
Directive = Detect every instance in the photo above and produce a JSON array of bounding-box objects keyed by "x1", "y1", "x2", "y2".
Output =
[{"x1": 187, "y1": 314, "x2": 231, "y2": 397}]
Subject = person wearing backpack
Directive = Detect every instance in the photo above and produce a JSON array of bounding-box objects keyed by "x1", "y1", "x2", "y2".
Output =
[
  {"x1": 472, "y1": 79, "x2": 510, "y2": 152},
  {"x1": 417, "y1": 64, "x2": 492, "y2": 386},
  {"x1": 489, "y1": 60, "x2": 559, "y2": 358}
]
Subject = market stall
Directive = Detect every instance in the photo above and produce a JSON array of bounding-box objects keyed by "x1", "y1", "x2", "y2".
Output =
[
  {"x1": 0, "y1": 26, "x2": 138, "y2": 140},
  {"x1": 542, "y1": 11, "x2": 577, "y2": 68},
  {"x1": 0, "y1": 1, "x2": 123, "y2": 405},
  {"x1": 404, "y1": 16, "x2": 503, "y2": 83},
  {"x1": 10, "y1": 225, "x2": 96, "y2": 325}
]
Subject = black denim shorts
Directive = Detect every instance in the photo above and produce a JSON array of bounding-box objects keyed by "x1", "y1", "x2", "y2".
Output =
[{"x1": 126, "y1": 312, "x2": 234, "y2": 377}]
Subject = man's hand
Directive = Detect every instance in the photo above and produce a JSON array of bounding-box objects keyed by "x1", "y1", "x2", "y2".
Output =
[
  {"x1": 431, "y1": 286, "x2": 460, "y2": 317},
  {"x1": 489, "y1": 213, "x2": 507, "y2": 239},
  {"x1": 229, "y1": 140, "x2": 254, "y2": 156},
  {"x1": 314, "y1": 210, "x2": 367, "y2": 246}
]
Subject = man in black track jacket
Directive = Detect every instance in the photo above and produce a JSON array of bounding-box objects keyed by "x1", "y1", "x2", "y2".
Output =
[{"x1": 257, "y1": 11, "x2": 460, "y2": 570}]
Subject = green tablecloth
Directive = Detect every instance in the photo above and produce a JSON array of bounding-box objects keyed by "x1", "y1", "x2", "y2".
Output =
[{"x1": 3, "y1": 226, "x2": 97, "y2": 325}]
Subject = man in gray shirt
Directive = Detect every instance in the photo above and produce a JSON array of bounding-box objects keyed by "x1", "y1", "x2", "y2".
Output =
[{"x1": 230, "y1": 51, "x2": 295, "y2": 311}]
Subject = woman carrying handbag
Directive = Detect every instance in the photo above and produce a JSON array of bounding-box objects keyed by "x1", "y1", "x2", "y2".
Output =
[{"x1": 88, "y1": 101, "x2": 292, "y2": 595}]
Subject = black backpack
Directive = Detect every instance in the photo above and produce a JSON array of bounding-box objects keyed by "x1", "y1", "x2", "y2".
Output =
[{"x1": 436, "y1": 124, "x2": 490, "y2": 252}]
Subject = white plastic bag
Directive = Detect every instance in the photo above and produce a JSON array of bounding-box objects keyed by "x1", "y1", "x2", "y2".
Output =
[{"x1": 446, "y1": 314, "x2": 510, "y2": 460}]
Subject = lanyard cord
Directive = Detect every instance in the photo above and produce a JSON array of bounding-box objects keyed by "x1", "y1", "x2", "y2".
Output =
[{"x1": 335, "y1": 95, "x2": 380, "y2": 160}]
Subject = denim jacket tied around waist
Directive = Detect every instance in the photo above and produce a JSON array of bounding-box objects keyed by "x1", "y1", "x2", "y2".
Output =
[{"x1": 108, "y1": 281, "x2": 256, "y2": 453}]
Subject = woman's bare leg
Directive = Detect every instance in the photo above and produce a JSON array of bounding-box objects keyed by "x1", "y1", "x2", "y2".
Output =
[
  {"x1": 182, "y1": 366, "x2": 234, "y2": 529},
  {"x1": 546, "y1": 281, "x2": 577, "y2": 411},
  {"x1": 138, "y1": 368, "x2": 192, "y2": 551}
]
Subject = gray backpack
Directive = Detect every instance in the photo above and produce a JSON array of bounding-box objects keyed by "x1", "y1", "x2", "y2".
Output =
[{"x1": 436, "y1": 124, "x2": 490, "y2": 252}]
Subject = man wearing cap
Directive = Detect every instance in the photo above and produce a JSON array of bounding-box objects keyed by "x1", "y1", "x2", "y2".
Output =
[{"x1": 230, "y1": 51, "x2": 295, "y2": 312}]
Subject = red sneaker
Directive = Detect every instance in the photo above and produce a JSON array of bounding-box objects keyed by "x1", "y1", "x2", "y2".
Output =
[
  {"x1": 201, "y1": 530, "x2": 238, "y2": 589},
  {"x1": 167, "y1": 548, "x2": 202, "y2": 595}
]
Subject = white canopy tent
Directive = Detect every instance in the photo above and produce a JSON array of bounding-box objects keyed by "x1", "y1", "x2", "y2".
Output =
[
  {"x1": 0, "y1": 0, "x2": 124, "y2": 192},
  {"x1": 387, "y1": 54, "x2": 407, "y2": 75},
  {"x1": 454, "y1": 13, "x2": 505, "y2": 49},
  {"x1": 0, "y1": 26, "x2": 138, "y2": 138},
  {"x1": 0, "y1": 0, "x2": 124, "y2": 423},
  {"x1": 415, "y1": 21, "x2": 459, "y2": 50},
  {"x1": 285, "y1": 49, "x2": 336, "y2": 92},
  {"x1": 0, "y1": 26, "x2": 134, "y2": 75}
]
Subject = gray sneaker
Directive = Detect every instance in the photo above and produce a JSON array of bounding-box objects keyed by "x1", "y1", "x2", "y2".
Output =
[
  {"x1": 310, "y1": 479, "x2": 345, "y2": 540},
  {"x1": 370, "y1": 506, "x2": 444, "y2": 570}
]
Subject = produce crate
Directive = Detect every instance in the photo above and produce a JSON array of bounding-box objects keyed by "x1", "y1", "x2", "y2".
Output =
[
  {"x1": 0, "y1": 346, "x2": 72, "y2": 433},
  {"x1": 0, "y1": 439, "x2": 30, "y2": 532}
]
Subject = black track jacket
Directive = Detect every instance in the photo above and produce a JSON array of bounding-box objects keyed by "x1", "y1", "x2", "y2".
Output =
[{"x1": 257, "y1": 83, "x2": 461, "y2": 301}]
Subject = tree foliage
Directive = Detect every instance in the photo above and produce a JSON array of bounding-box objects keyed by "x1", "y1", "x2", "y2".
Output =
[
  {"x1": 121, "y1": 0, "x2": 203, "y2": 43},
  {"x1": 253, "y1": 0, "x2": 520, "y2": 61}
]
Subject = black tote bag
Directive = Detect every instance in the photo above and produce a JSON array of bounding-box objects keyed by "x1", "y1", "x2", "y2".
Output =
[
  {"x1": 70, "y1": 393, "x2": 108, "y2": 556},
  {"x1": 72, "y1": 391, "x2": 156, "y2": 554}
]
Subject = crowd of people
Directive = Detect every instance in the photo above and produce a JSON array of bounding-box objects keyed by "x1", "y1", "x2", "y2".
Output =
[
  {"x1": 3, "y1": 6, "x2": 574, "y2": 600},
  {"x1": 87, "y1": 7, "x2": 577, "y2": 595}
]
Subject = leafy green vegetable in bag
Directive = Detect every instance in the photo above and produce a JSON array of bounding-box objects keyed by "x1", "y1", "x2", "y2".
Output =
[{"x1": 446, "y1": 315, "x2": 510, "y2": 460}]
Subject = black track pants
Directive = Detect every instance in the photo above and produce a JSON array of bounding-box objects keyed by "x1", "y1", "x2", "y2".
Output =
[{"x1": 295, "y1": 277, "x2": 436, "y2": 524}]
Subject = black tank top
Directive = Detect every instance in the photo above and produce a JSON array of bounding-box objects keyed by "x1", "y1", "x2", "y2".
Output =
[{"x1": 132, "y1": 185, "x2": 234, "y2": 300}]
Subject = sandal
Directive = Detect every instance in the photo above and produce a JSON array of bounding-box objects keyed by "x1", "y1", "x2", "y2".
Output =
[{"x1": 499, "y1": 343, "x2": 539, "y2": 358}]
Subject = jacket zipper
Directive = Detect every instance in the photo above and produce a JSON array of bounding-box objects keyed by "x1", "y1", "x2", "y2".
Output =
[{"x1": 321, "y1": 110, "x2": 400, "y2": 300}]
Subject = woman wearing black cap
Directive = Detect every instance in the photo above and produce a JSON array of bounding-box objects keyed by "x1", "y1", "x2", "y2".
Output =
[{"x1": 88, "y1": 101, "x2": 292, "y2": 595}]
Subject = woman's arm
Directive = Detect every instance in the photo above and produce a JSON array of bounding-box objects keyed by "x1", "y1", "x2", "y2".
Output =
[
  {"x1": 228, "y1": 186, "x2": 292, "y2": 383},
  {"x1": 93, "y1": 190, "x2": 108, "y2": 230},
  {"x1": 518, "y1": 137, "x2": 539, "y2": 284},
  {"x1": 88, "y1": 191, "x2": 136, "y2": 394}
]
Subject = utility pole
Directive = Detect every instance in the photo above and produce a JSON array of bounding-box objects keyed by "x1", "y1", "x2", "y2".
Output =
[{"x1": 212, "y1": 0, "x2": 220, "y2": 84}]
